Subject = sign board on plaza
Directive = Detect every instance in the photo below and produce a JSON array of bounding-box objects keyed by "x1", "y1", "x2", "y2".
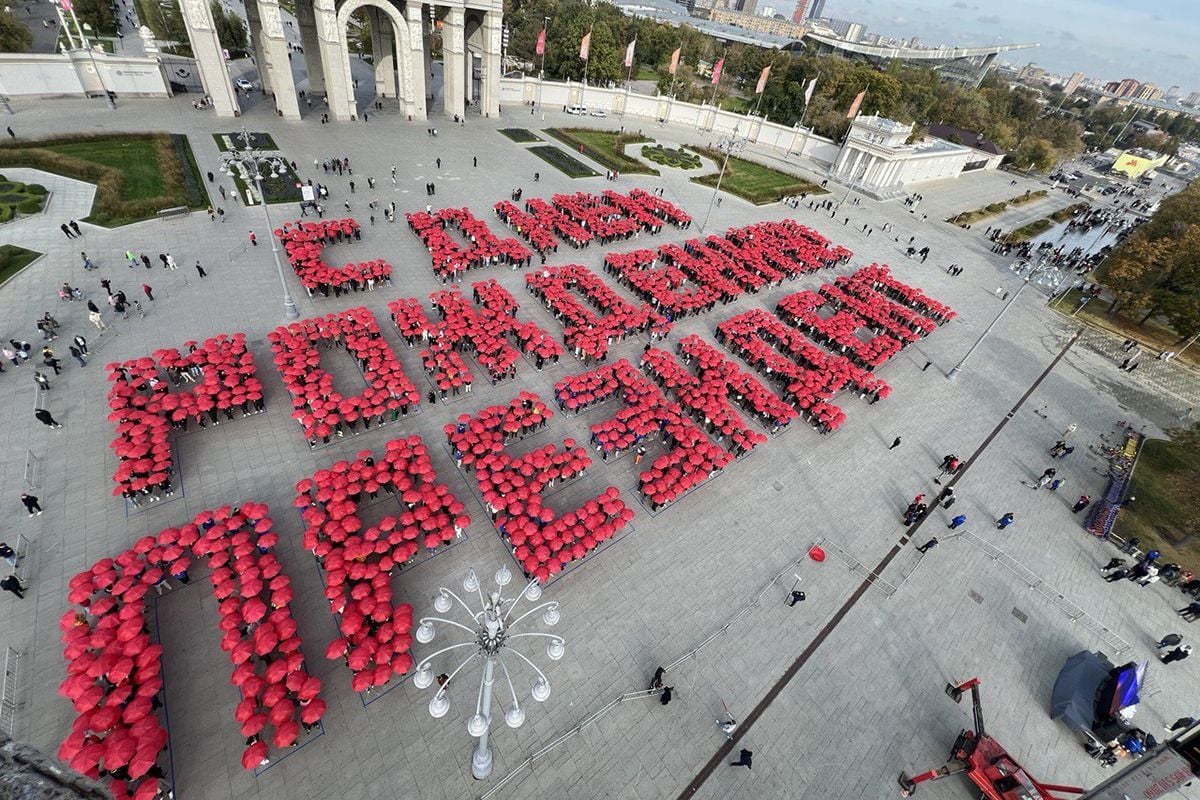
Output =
[
  {"x1": 302, "y1": 185, "x2": 315, "y2": 202},
  {"x1": 1080, "y1": 746, "x2": 1197, "y2": 799}
]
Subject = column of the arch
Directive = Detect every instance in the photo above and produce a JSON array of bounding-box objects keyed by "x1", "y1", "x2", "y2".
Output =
[
  {"x1": 441, "y1": 6, "x2": 465, "y2": 120},
  {"x1": 294, "y1": 0, "x2": 325, "y2": 94},
  {"x1": 480, "y1": 11, "x2": 500, "y2": 117},
  {"x1": 314, "y1": 0, "x2": 355, "y2": 119},
  {"x1": 243, "y1": 0, "x2": 272, "y2": 92},
  {"x1": 423, "y1": 13, "x2": 433, "y2": 106},
  {"x1": 404, "y1": 3, "x2": 426, "y2": 118},
  {"x1": 179, "y1": 0, "x2": 239, "y2": 116},
  {"x1": 257, "y1": 0, "x2": 301, "y2": 119},
  {"x1": 370, "y1": 8, "x2": 396, "y2": 100}
]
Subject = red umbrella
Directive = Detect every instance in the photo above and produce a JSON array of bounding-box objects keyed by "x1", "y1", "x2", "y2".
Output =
[
  {"x1": 104, "y1": 731, "x2": 138, "y2": 767},
  {"x1": 88, "y1": 706, "x2": 120, "y2": 732},
  {"x1": 272, "y1": 719, "x2": 300, "y2": 748},
  {"x1": 268, "y1": 698, "x2": 294, "y2": 727},
  {"x1": 242, "y1": 740, "x2": 269, "y2": 769},
  {"x1": 240, "y1": 713, "x2": 268, "y2": 738},
  {"x1": 242, "y1": 597, "x2": 268, "y2": 624},
  {"x1": 300, "y1": 698, "x2": 326, "y2": 725}
]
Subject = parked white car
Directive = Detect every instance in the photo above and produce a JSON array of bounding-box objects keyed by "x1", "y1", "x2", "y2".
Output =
[
  {"x1": 566, "y1": 105, "x2": 588, "y2": 115},
  {"x1": 235, "y1": 78, "x2": 254, "y2": 92},
  {"x1": 589, "y1": 108, "x2": 607, "y2": 118}
]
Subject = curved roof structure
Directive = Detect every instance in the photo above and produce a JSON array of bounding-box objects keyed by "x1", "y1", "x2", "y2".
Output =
[{"x1": 803, "y1": 32, "x2": 1038, "y2": 60}]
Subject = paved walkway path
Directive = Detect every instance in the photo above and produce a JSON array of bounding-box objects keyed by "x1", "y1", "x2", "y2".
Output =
[{"x1": 0, "y1": 96, "x2": 1197, "y2": 800}]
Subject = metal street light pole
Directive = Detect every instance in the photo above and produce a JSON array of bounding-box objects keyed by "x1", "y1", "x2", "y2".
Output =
[
  {"x1": 413, "y1": 566, "x2": 562, "y2": 780},
  {"x1": 699, "y1": 123, "x2": 743, "y2": 234},
  {"x1": 947, "y1": 258, "x2": 1063, "y2": 380},
  {"x1": 220, "y1": 127, "x2": 299, "y2": 320},
  {"x1": 537, "y1": 16, "x2": 548, "y2": 115}
]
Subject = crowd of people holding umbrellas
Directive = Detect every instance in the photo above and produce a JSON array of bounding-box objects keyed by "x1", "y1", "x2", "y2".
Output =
[
  {"x1": 407, "y1": 207, "x2": 533, "y2": 282},
  {"x1": 294, "y1": 436, "x2": 469, "y2": 691},
  {"x1": 278, "y1": 219, "x2": 393, "y2": 298},
  {"x1": 388, "y1": 280, "x2": 564, "y2": 398},
  {"x1": 59, "y1": 504, "x2": 324, "y2": 799},
  {"x1": 106, "y1": 334, "x2": 264, "y2": 504},
  {"x1": 268, "y1": 308, "x2": 420, "y2": 447},
  {"x1": 446, "y1": 394, "x2": 634, "y2": 583}
]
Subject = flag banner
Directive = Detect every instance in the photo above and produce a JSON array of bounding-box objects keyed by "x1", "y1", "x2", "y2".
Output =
[
  {"x1": 60, "y1": 0, "x2": 74, "y2": 9},
  {"x1": 804, "y1": 77, "x2": 817, "y2": 105},
  {"x1": 711, "y1": 57, "x2": 724, "y2": 86},
  {"x1": 624, "y1": 39, "x2": 636, "y2": 68},
  {"x1": 536, "y1": 28, "x2": 546, "y2": 56},
  {"x1": 846, "y1": 89, "x2": 865, "y2": 118},
  {"x1": 579, "y1": 32, "x2": 590, "y2": 60},
  {"x1": 669, "y1": 47, "x2": 681, "y2": 75},
  {"x1": 755, "y1": 65, "x2": 771, "y2": 94}
]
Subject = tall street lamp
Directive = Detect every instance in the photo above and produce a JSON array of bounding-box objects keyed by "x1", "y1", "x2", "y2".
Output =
[
  {"x1": 413, "y1": 565, "x2": 563, "y2": 780},
  {"x1": 947, "y1": 257, "x2": 1064, "y2": 380},
  {"x1": 218, "y1": 127, "x2": 299, "y2": 320},
  {"x1": 699, "y1": 123, "x2": 745, "y2": 234}
]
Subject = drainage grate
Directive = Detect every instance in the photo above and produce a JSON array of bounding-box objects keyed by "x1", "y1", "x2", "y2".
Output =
[
  {"x1": 1011, "y1": 607, "x2": 1028, "y2": 623},
  {"x1": 968, "y1": 590, "x2": 983, "y2": 605},
  {"x1": 772, "y1": 482, "x2": 784, "y2": 492}
]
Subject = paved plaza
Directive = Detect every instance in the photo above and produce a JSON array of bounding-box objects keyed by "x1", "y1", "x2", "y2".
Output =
[{"x1": 1, "y1": 94, "x2": 1199, "y2": 800}]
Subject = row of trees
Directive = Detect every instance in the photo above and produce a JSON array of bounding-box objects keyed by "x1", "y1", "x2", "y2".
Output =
[
  {"x1": 1101, "y1": 179, "x2": 1200, "y2": 340},
  {"x1": 503, "y1": 0, "x2": 1083, "y2": 169}
]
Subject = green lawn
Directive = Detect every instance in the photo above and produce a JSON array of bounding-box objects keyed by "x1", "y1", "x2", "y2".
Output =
[
  {"x1": 213, "y1": 132, "x2": 281, "y2": 152},
  {"x1": 1116, "y1": 433, "x2": 1200, "y2": 573},
  {"x1": 546, "y1": 128, "x2": 657, "y2": 175},
  {"x1": 687, "y1": 146, "x2": 824, "y2": 205},
  {"x1": 642, "y1": 144, "x2": 702, "y2": 170},
  {"x1": 528, "y1": 146, "x2": 600, "y2": 179},
  {"x1": 499, "y1": 128, "x2": 541, "y2": 143},
  {"x1": 0, "y1": 244, "x2": 41, "y2": 286},
  {"x1": 0, "y1": 133, "x2": 206, "y2": 227},
  {"x1": 634, "y1": 66, "x2": 658, "y2": 81},
  {"x1": 0, "y1": 175, "x2": 48, "y2": 222}
]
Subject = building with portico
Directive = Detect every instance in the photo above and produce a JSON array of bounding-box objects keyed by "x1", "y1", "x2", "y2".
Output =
[{"x1": 177, "y1": 0, "x2": 503, "y2": 122}]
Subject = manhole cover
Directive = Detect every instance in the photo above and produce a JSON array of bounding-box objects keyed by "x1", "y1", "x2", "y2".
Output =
[
  {"x1": 772, "y1": 482, "x2": 783, "y2": 492},
  {"x1": 1011, "y1": 607, "x2": 1028, "y2": 623},
  {"x1": 968, "y1": 590, "x2": 983, "y2": 604}
]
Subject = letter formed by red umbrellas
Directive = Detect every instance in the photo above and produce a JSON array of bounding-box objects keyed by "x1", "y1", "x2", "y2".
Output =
[
  {"x1": 268, "y1": 307, "x2": 420, "y2": 448},
  {"x1": 59, "y1": 504, "x2": 322, "y2": 798},
  {"x1": 278, "y1": 218, "x2": 392, "y2": 298},
  {"x1": 406, "y1": 207, "x2": 532, "y2": 282},
  {"x1": 388, "y1": 279, "x2": 563, "y2": 398},
  {"x1": 526, "y1": 264, "x2": 670, "y2": 364},
  {"x1": 106, "y1": 334, "x2": 264, "y2": 506},
  {"x1": 295, "y1": 436, "x2": 468, "y2": 692},
  {"x1": 445, "y1": 393, "x2": 632, "y2": 583}
]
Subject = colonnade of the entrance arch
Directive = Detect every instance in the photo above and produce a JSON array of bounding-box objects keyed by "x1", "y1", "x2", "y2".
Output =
[{"x1": 179, "y1": 0, "x2": 501, "y2": 123}]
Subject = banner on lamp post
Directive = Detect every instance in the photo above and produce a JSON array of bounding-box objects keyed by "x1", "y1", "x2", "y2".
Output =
[
  {"x1": 846, "y1": 89, "x2": 865, "y2": 118},
  {"x1": 535, "y1": 28, "x2": 546, "y2": 56},
  {"x1": 711, "y1": 57, "x2": 724, "y2": 86},
  {"x1": 624, "y1": 39, "x2": 636, "y2": 69},
  {"x1": 804, "y1": 77, "x2": 817, "y2": 105},
  {"x1": 579, "y1": 32, "x2": 590, "y2": 60},
  {"x1": 755, "y1": 65, "x2": 771, "y2": 94},
  {"x1": 668, "y1": 47, "x2": 681, "y2": 75}
]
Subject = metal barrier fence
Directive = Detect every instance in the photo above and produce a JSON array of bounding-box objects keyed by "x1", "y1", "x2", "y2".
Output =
[
  {"x1": 810, "y1": 536, "x2": 898, "y2": 598},
  {"x1": 960, "y1": 531, "x2": 1131, "y2": 654},
  {"x1": 1, "y1": 647, "x2": 22, "y2": 738},
  {"x1": 22, "y1": 450, "x2": 39, "y2": 489}
]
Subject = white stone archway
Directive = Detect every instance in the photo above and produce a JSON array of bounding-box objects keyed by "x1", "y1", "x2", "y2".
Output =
[{"x1": 333, "y1": 0, "x2": 425, "y2": 120}]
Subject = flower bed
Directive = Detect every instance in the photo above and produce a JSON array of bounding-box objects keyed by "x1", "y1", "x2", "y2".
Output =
[
  {"x1": 106, "y1": 334, "x2": 264, "y2": 503},
  {"x1": 295, "y1": 437, "x2": 467, "y2": 691},
  {"x1": 641, "y1": 144, "x2": 702, "y2": 170},
  {"x1": 526, "y1": 265, "x2": 669, "y2": 363},
  {"x1": 406, "y1": 207, "x2": 532, "y2": 281},
  {"x1": 59, "y1": 504, "x2": 322, "y2": 795},
  {"x1": 268, "y1": 308, "x2": 419, "y2": 447},
  {"x1": 445, "y1": 394, "x2": 631, "y2": 582},
  {"x1": 277, "y1": 218, "x2": 392, "y2": 297}
]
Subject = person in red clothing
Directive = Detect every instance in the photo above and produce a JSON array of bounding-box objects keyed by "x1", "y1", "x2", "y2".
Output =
[
  {"x1": 1072, "y1": 495, "x2": 1092, "y2": 514},
  {"x1": 142, "y1": 284, "x2": 154, "y2": 301}
]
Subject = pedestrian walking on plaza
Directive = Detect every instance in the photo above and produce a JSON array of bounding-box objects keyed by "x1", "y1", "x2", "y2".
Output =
[
  {"x1": 716, "y1": 715, "x2": 738, "y2": 739},
  {"x1": 5, "y1": 127, "x2": 14, "y2": 140},
  {"x1": 69, "y1": 220, "x2": 81, "y2": 236},
  {"x1": 34, "y1": 408, "x2": 63, "y2": 428},
  {"x1": 142, "y1": 284, "x2": 154, "y2": 301},
  {"x1": 20, "y1": 493, "x2": 41, "y2": 516},
  {"x1": 249, "y1": 231, "x2": 257, "y2": 246},
  {"x1": 89, "y1": 310, "x2": 106, "y2": 330},
  {"x1": 349, "y1": 180, "x2": 355, "y2": 193},
  {"x1": 1034, "y1": 468, "x2": 1056, "y2": 490},
  {"x1": 1062, "y1": 423, "x2": 1077, "y2": 438},
  {"x1": 947, "y1": 514, "x2": 967, "y2": 530},
  {"x1": 1100, "y1": 557, "x2": 1125, "y2": 573},
  {"x1": 889, "y1": 436, "x2": 902, "y2": 450},
  {"x1": 473, "y1": 156, "x2": 478, "y2": 168},
  {"x1": 1168, "y1": 717, "x2": 1197, "y2": 733},
  {"x1": 1161, "y1": 645, "x2": 1192, "y2": 665},
  {"x1": 73, "y1": 334, "x2": 87, "y2": 355},
  {"x1": 996, "y1": 513, "x2": 1015, "y2": 530},
  {"x1": 1049, "y1": 440, "x2": 1067, "y2": 457},
  {"x1": 68, "y1": 344, "x2": 86, "y2": 367},
  {"x1": 196, "y1": 260, "x2": 207, "y2": 278},
  {"x1": 140, "y1": 253, "x2": 152, "y2": 269},
  {"x1": 729, "y1": 749, "x2": 753, "y2": 769},
  {"x1": 1157, "y1": 633, "x2": 1183, "y2": 650},
  {"x1": 0, "y1": 543, "x2": 15, "y2": 568},
  {"x1": 941, "y1": 487, "x2": 956, "y2": 509},
  {"x1": 1072, "y1": 495, "x2": 1092, "y2": 514},
  {"x1": 60, "y1": 223, "x2": 76, "y2": 239},
  {"x1": 0, "y1": 575, "x2": 25, "y2": 600},
  {"x1": 649, "y1": 667, "x2": 665, "y2": 691},
  {"x1": 1105, "y1": 568, "x2": 1131, "y2": 583},
  {"x1": 42, "y1": 351, "x2": 61, "y2": 375},
  {"x1": 916, "y1": 537, "x2": 939, "y2": 553},
  {"x1": 32, "y1": 371, "x2": 49, "y2": 391},
  {"x1": 659, "y1": 685, "x2": 673, "y2": 705},
  {"x1": 634, "y1": 446, "x2": 646, "y2": 465},
  {"x1": 436, "y1": 157, "x2": 441, "y2": 169}
]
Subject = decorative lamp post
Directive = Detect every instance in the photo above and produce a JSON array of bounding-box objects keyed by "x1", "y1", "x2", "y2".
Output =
[
  {"x1": 218, "y1": 127, "x2": 299, "y2": 320},
  {"x1": 412, "y1": 566, "x2": 563, "y2": 780},
  {"x1": 699, "y1": 123, "x2": 746, "y2": 234},
  {"x1": 947, "y1": 257, "x2": 1064, "y2": 380}
]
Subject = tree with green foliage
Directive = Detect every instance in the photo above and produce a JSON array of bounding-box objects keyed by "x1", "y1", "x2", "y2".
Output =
[
  {"x1": 72, "y1": 0, "x2": 115, "y2": 37},
  {"x1": 211, "y1": 1, "x2": 248, "y2": 57},
  {"x1": 0, "y1": 7, "x2": 33, "y2": 52}
]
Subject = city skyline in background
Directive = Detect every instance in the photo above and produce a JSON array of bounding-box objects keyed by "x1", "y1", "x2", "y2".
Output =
[{"x1": 794, "y1": 0, "x2": 1200, "y2": 93}]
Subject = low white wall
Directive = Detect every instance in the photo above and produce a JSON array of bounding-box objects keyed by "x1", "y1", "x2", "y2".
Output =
[
  {"x1": 0, "y1": 51, "x2": 171, "y2": 98},
  {"x1": 502, "y1": 76, "x2": 839, "y2": 166}
]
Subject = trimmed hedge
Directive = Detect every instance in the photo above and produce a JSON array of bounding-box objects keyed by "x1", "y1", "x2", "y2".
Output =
[
  {"x1": 946, "y1": 189, "x2": 1048, "y2": 225},
  {"x1": 0, "y1": 133, "x2": 206, "y2": 227},
  {"x1": 528, "y1": 146, "x2": 600, "y2": 179},
  {"x1": 642, "y1": 145, "x2": 702, "y2": 170}
]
